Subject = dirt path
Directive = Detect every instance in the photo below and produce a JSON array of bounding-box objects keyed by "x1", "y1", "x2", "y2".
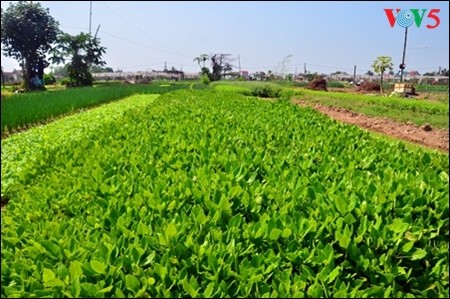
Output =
[{"x1": 293, "y1": 100, "x2": 449, "y2": 154}]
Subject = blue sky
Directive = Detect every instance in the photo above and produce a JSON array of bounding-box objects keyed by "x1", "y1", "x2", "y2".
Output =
[{"x1": 1, "y1": 1, "x2": 449, "y2": 75}]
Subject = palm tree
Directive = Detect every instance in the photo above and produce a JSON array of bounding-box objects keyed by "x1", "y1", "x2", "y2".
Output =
[{"x1": 193, "y1": 54, "x2": 210, "y2": 69}]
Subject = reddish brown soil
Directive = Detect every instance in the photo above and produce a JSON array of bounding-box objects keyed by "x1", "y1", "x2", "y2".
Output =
[{"x1": 293, "y1": 100, "x2": 449, "y2": 154}]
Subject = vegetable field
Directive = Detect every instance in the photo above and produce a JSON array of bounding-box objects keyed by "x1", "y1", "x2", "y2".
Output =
[
  {"x1": 1, "y1": 82, "x2": 197, "y2": 135},
  {"x1": 1, "y1": 90, "x2": 449, "y2": 298},
  {"x1": 294, "y1": 89, "x2": 450, "y2": 129}
]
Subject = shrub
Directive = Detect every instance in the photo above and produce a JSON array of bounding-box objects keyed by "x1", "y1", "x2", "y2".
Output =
[
  {"x1": 251, "y1": 85, "x2": 281, "y2": 98},
  {"x1": 308, "y1": 77, "x2": 328, "y2": 91},
  {"x1": 200, "y1": 74, "x2": 211, "y2": 85},
  {"x1": 43, "y1": 73, "x2": 56, "y2": 85}
]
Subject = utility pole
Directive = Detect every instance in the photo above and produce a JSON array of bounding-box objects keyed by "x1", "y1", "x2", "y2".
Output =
[
  {"x1": 399, "y1": 26, "x2": 408, "y2": 83},
  {"x1": 304, "y1": 63, "x2": 306, "y2": 75},
  {"x1": 238, "y1": 54, "x2": 241, "y2": 76},
  {"x1": 94, "y1": 24, "x2": 101, "y2": 39},
  {"x1": 353, "y1": 65, "x2": 357, "y2": 82},
  {"x1": 89, "y1": 1, "x2": 92, "y2": 35}
]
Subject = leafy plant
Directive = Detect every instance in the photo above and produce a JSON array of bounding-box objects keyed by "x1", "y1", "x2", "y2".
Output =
[{"x1": 1, "y1": 89, "x2": 448, "y2": 298}]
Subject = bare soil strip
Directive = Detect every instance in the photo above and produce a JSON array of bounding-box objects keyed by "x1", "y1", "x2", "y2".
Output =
[{"x1": 293, "y1": 99, "x2": 449, "y2": 154}]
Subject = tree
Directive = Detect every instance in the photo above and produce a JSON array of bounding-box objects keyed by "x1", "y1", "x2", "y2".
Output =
[
  {"x1": 50, "y1": 65, "x2": 69, "y2": 78},
  {"x1": 331, "y1": 71, "x2": 349, "y2": 75},
  {"x1": 1, "y1": 65, "x2": 5, "y2": 87},
  {"x1": 193, "y1": 54, "x2": 209, "y2": 69},
  {"x1": 195, "y1": 53, "x2": 234, "y2": 82},
  {"x1": 90, "y1": 65, "x2": 114, "y2": 73},
  {"x1": 277, "y1": 54, "x2": 293, "y2": 77},
  {"x1": 1, "y1": 1, "x2": 59, "y2": 90},
  {"x1": 253, "y1": 71, "x2": 267, "y2": 81},
  {"x1": 371, "y1": 56, "x2": 393, "y2": 93},
  {"x1": 50, "y1": 32, "x2": 106, "y2": 87},
  {"x1": 366, "y1": 70, "x2": 374, "y2": 76},
  {"x1": 304, "y1": 72, "x2": 319, "y2": 82},
  {"x1": 210, "y1": 53, "x2": 233, "y2": 81}
]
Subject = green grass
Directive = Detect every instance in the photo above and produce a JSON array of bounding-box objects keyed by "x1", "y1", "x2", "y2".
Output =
[
  {"x1": 1, "y1": 82, "x2": 193, "y2": 134},
  {"x1": 294, "y1": 89, "x2": 449, "y2": 129}
]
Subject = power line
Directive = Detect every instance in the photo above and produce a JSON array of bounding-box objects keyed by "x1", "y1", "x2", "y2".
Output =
[
  {"x1": 100, "y1": 3, "x2": 194, "y2": 59},
  {"x1": 99, "y1": 30, "x2": 194, "y2": 58}
]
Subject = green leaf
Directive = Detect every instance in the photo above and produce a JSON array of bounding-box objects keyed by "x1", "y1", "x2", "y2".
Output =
[
  {"x1": 249, "y1": 274, "x2": 264, "y2": 283},
  {"x1": 115, "y1": 288, "x2": 126, "y2": 298},
  {"x1": 165, "y1": 223, "x2": 177, "y2": 240},
  {"x1": 41, "y1": 240, "x2": 61, "y2": 258},
  {"x1": 282, "y1": 228, "x2": 292, "y2": 238},
  {"x1": 80, "y1": 282, "x2": 99, "y2": 297},
  {"x1": 401, "y1": 242, "x2": 415, "y2": 253},
  {"x1": 70, "y1": 279, "x2": 80, "y2": 297},
  {"x1": 439, "y1": 171, "x2": 449, "y2": 182},
  {"x1": 411, "y1": 248, "x2": 427, "y2": 260},
  {"x1": 154, "y1": 263, "x2": 167, "y2": 279},
  {"x1": 368, "y1": 183, "x2": 377, "y2": 196},
  {"x1": 137, "y1": 221, "x2": 150, "y2": 235},
  {"x1": 421, "y1": 153, "x2": 431, "y2": 165},
  {"x1": 366, "y1": 286, "x2": 384, "y2": 297},
  {"x1": 336, "y1": 231, "x2": 350, "y2": 249},
  {"x1": 69, "y1": 261, "x2": 83, "y2": 282},
  {"x1": 42, "y1": 268, "x2": 56, "y2": 282},
  {"x1": 307, "y1": 283, "x2": 323, "y2": 298},
  {"x1": 125, "y1": 274, "x2": 140, "y2": 292},
  {"x1": 269, "y1": 228, "x2": 282, "y2": 240},
  {"x1": 328, "y1": 266, "x2": 340, "y2": 283},
  {"x1": 335, "y1": 196, "x2": 347, "y2": 215},
  {"x1": 130, "y1": 246, "x2": 144, "y2": 264},
  {"x1": 343, "y1": 213, "x2": 356, "y2": 225},
  {"x1": 182, "y1": 279, "x2": 198, "y2": 298},
  {"x1": 44, "y1": 278, "x2": 65, "y2": 288},
  {"x1": 388, "y1": 219, "x2": 409, "y2": 234},
  {"x1": 97, "y1": 285, "x2": 113, "y2": 294},
  {"x1": 90, "y1": 260, "x2": 107, "y2": 274},
  {"x1": 384, "y1": 285, "x2": 393, "y2": 297},
  {"x1": 204, "y1": 282, "x2": 215, "y2": 297},
  {"x1": 293, "y1": 187, "x2": 302, "y2": 199},
  {"x1": 404, "y1": 231, "x2": 419, "y2": 242}
]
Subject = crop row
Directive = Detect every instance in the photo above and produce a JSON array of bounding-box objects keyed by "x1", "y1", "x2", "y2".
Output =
[
  {"x1": 1, "y1": 82, "x2": 195, "y2": 134},
  {"x1": 1, "y1": 90, "x2": 448, "y2": 298},
  {"x1": 295, "y1": 89, "x2": 449, "y2": 128},
  {"x1": 297, "y1": 89, "x2": 448, "y2": 115}
]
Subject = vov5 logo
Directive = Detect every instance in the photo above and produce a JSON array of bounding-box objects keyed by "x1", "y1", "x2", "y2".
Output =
[{"x1": 384, "y1": 9, "x2": 441, "y2": 29}]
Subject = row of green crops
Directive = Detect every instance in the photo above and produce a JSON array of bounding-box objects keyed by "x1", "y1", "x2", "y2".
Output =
[
  {"x1": 1, "y1": 82, "x2": 195, "y2": 134},
  {"x1": 1, "y1": 90, "x2": 449, "y2": 298},
  {"x1": 295, "y1": 89, "x2": 449, "y2": 129},
  {"x1": 413, "y1": 84, "x2": 449, "y2": 93},
  {"x1": 210, "y1": 81, "x2": 283, "y2": 98},
  {"x1": 1, "y1": 94, "x2": 159, "y2": 194}
]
